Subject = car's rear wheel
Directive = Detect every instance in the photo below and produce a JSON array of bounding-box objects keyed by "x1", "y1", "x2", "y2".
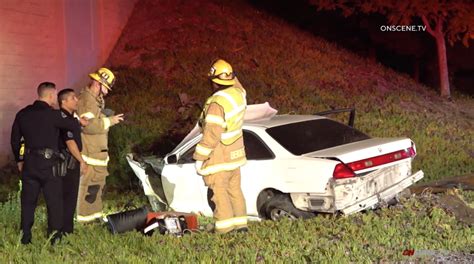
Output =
[{"x1": 264, "y1": 194, "x2": 316, "y2": 221}]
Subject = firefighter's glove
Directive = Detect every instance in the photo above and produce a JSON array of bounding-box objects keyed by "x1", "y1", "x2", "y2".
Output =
[{"x1": 195, "y1": 161, "x2": 204, "y2": 175}]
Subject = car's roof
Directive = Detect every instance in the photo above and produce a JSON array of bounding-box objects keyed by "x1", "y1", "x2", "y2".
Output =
[{"x1": 244, "y1": 115, "x2": 326, "y2": 128}]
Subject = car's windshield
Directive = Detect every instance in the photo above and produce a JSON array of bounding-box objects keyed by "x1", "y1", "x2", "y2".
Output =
[{"x1": 266, "y1": 119, "x2": 370, "y2": 155}]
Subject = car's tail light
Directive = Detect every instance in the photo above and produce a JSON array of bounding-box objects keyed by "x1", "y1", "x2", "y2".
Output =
[
  {"x1": 347, "y1": 147, "x2": 416, "y2": 172},
  {"x1": 333, "y1": 163, "x2": 356, "y2": 179}
]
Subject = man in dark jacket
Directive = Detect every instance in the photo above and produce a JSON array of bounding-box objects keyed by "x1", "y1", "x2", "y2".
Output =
[
  {"x1": 57, "y1": 88, "x2": 88, "y2": 234},
  {"x1": 11, "y1": 82, "x2": 83, "y2": 245}
]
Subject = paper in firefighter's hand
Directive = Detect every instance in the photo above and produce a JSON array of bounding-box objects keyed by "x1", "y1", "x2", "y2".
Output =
[{"x1": 244, "y1": 102, "x2": 278, "y2": 121}]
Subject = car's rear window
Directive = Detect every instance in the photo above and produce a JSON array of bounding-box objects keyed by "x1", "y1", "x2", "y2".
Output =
[{"x1": 266, "y1": 119, "x2": 370, "y2": 155}]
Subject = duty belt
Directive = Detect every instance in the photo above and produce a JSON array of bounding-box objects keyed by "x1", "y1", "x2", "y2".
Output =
[{"x1": 26, "y1": 148, "x2": 57, "y2": 159}]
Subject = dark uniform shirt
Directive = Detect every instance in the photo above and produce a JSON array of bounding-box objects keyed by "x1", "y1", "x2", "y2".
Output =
[
  {"x1": 10, "y1": 100, "x2": 79, "y2": 163},
  {"x1": 58, "y1": 108, "x2": 82, "y2": 152}
]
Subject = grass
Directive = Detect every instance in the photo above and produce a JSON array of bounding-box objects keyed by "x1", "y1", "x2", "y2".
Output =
[
  {"x1": 103, "y1": 0, "x2": 473, "y2": 188},
  {"x1": 0, "y1": 190, "x2": 473, "y2": 263}
]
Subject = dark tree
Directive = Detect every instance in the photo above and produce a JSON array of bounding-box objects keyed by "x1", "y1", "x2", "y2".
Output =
[{"x1": 311, "y1": 0, "x2": 474, "y2": 98}]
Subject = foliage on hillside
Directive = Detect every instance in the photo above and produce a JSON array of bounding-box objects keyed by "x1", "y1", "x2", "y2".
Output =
[{"x1": 104, "y1": 0, "x2": 473, "y2": 187}]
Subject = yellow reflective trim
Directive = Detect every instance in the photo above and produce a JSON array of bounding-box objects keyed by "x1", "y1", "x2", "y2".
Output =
[
  {"x1": 222, "y1": 129, "x2": 242, "y2": 140},
  {"x1": 199, "y1": 159, "x2": 246, "y2": 176},
  {"x1": 77, "y1": 212, "x2": 103, "y2": 222},
  {"x1": 195, "y1": 144, "x2": 212, "y2": 157},
  {"x1": 205, "y1": 114, "x2": 226, "y2": 127},
  {"x1": 19, "y1": 144, "x2": 25, "y2": 156},
  {"x1": 230, "y1": 148, "x2": 245, "y2": 160},
  {"x1": 225, "y1": 104, "x2": 246, "y2": 119},
  {"x1": 103, "y1": 117, "x2": 111, "y2": 130},
  {"x1": 82, "y1": 154, "x2": 109, "y2": 166},
  {"x1": 81, "y1": 112, "x2": 95, "y2": 119},
  {"x1": 233, "y1": 216, "x2": 248, "y2": 226},
  {"x1": 214, "y1": 91, "x2": 238, "y2": 109},
  {"x1": 215, "y1": 218, "x2": 235, "y2": 230}
]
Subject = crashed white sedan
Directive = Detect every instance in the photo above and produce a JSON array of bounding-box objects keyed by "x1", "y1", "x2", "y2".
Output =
[{"x1": 127, "y1": 104, "x2": 423, "y2": 220}]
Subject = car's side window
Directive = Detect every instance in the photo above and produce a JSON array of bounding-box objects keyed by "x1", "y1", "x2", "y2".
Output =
[
  {"x1": 178, "y1": 146, "x2": 196, "y2": 164},
  {"x1": 177, "y1": 130, "x2": 275, "y2": 164},
  {"x1": 243, "y1": 130, "x2": 275, "y2": 160}
]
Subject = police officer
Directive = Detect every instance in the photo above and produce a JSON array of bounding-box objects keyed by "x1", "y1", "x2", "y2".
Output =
[
  {"x1": 57, "y1": 88, "x2": 88, "y2": 234},
  {"x1": 10, "y1": 82, "x2": 83, "y2": 245}
]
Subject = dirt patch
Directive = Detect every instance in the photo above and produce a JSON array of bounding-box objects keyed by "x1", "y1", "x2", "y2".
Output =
[
  {"x1": 437, "y1": 192, "x2": 474, "y2": 225},
  {"x1": 410, "y1": 174, "x2": 474, "y2": 194},
  {"x1": 409, "y1": 174, "x2": 474, "y2": 226}
]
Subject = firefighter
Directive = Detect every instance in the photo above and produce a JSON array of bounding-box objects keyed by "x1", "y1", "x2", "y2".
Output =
[
  {"x1": 10, "y1": 82, "x2": 82, "y2": 244},
  {"x1": 76, "y1": 68, "x2": 124, "y2": 223},
  {"x1": 193, "y1": 59, "x2": 248, "y2": 233},
  {"x1": 57, "y1": 88, "x2": 88, "y2": 233}
]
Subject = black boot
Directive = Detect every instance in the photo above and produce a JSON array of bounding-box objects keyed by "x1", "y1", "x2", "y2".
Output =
[
  {"x1": 21, "y1": 233, "x2": 32, "y2": 245},
  {"x1": 49, "y1": 231, "x2": 63, "y2": 245},
  {"x1": 233, "y1": 227, "x2": 249, "y2": 233}
]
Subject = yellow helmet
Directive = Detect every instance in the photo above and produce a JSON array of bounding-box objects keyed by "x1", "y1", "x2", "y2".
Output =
[
  {"x1": 89, "y1": 67, "x2": 115, "y2": 90},
  {"x1": 208, "y1": 59, "x2": 235, "y2": 86}
]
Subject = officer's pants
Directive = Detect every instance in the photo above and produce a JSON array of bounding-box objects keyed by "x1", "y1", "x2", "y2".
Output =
[
  {"x1": 62, "y1": 166, "x2": 80, "y2": 233},
  {"x1": 203, "y1": 168, "x2": 247, "y2": 233},
  {"x1": 21, "y1": 158, "x2": 63, "y2": 237},
  {"x1": 77, "y1": 165, "x2": 108, "y2": 222}
]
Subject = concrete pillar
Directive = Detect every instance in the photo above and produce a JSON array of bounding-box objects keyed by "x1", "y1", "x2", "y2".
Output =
[{"x1": 0, "y1": 0, "x2": 137, "y2": 166}]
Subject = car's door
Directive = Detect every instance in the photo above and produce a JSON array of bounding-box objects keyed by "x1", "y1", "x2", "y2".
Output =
[
  {"x1": 160, "y1": 143, "x2": 213, "y2": 216},
  {"x1": 240, "y1": 130, "x2": 277, "y2": 216},
  {"x1": 161, "y1": 129, "x2": 277, "y2": 217}
]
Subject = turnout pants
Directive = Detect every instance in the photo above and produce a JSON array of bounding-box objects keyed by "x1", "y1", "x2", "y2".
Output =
[
  {"x1": 62, "y1": 166, "x2": 80, "y2": 233},
  {"x1": 203, "y1": 168, "x2": 247, "y2": 233},
  {"x1": 77, "y1": 165, "x2": 108, "y2": 222},
  {"x1": 21, "y1": 156, "x2": 63, "y2": 238}
]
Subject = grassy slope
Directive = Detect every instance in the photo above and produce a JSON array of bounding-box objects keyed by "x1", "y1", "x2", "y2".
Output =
[
  {"x1": 105, "y1": 0, "x2": 473, "y2": 186},
  {"x1": 1, "y1": 0, "x2": 473, "y2": 262}
]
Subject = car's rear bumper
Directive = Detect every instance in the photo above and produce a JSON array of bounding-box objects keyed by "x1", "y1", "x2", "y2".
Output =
[
  {"x1": 330, "y1": 160, "x2": 423, "y2": 214},
  {"x1": 291, "y1": 161, "x2": 423, "y2": 214},
  {"x1": 337, "y1": 170, "x2": 423, "y2": 214}
]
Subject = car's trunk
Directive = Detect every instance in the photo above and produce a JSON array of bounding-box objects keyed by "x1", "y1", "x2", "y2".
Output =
[
  {"x1": 302, "y1": 137, "x2": 414, "y2": 174},
  {"x1": 301, "y1": 137, "x2": 421, "y2": 214}
]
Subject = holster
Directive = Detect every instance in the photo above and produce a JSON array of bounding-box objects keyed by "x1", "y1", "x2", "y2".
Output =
[
  {"x1": 61, "y1": 149, "x2": 78, "y2": 170},
  {"x1": 52, "y1": 152, "x2": 67, "y2": 177}
]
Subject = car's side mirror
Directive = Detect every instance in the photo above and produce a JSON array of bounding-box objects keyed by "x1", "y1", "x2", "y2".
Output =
[{"x1": 165, "y1": 154, "x2": 177, "y2": 164}]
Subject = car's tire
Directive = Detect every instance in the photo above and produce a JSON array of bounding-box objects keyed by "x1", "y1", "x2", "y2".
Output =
[{"x1": 264, "y1": 194, "x2": 316, "y2": 221}]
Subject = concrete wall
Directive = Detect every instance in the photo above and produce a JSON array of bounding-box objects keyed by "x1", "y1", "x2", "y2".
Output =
[{"x1": 0, "y1": 0, "x2": 137, "y2": 166}]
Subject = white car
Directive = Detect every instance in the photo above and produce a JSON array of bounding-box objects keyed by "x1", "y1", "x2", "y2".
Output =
[{"x1": 127, "y1": 104, "x2": 423, "y2": 220}]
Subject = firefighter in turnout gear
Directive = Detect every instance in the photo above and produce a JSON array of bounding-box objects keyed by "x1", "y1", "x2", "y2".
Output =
[
  {"x1": 76, "y1": 68, "x2": 124, "y2": 222},
  {"x1": 193, "y1": 59, "x2": 248, "y2": 233}
]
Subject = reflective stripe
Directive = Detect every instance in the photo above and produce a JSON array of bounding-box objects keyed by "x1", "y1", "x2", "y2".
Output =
[
  {"x1": 215, "y1": 218, "x2": 235, "y2": 230},
  {"x1": 203, "y1": 86, "x2": 247, "y2": 145},
  {"x1": 199, "y1": 159, "x2": 246, "y2": 175},
  {"x1": 230, "y1": 148, "x2": 245, "y2": 160},
  {"x1": 81, "y1": 112, "x2": 95, "y2": 119},
  {"x1": 225, "y1": 104, "x2": 246, "y2": 119},
  {"x1": 195, "y1": 144, "x2": 212, "y2": 157},
  {"x1": 215, "y1": 216, "x2": 248, "y2": 232},
  {"x1": 82, "y1": 154, "x2": 109, "y2": 166},
  {"x1": 233, "y1": 216, "x2": 248, "y2": 227},
  {"x1": 205, "y1": 114, "x2": 226, "y2": 127},
  {"x1": 103, "y1": 117, "x2": 111, "y2": 130},
  {"x1": 77, "y1": 212, "x2": 103, "y2": 222},
  {"x1": 222, "y1": 129, "x2": 242, "y2": 140},
  {"x1": 214, "y1": 91, "x2": 238, "y2": 109}
]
